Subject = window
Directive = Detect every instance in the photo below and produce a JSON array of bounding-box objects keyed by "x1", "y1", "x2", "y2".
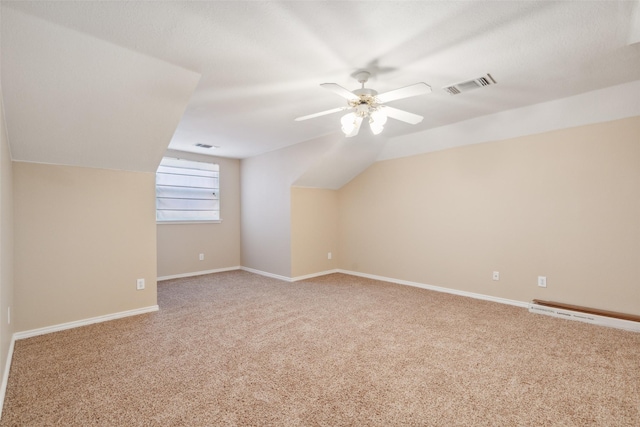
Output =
[{"x1": 156, "y1": 157, "x2": 220, "y2": 222}]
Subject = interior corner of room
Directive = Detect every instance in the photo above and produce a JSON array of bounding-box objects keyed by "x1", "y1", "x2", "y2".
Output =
[{"x1": 0, "y1": 0, "x2": 639, "y2": 422}]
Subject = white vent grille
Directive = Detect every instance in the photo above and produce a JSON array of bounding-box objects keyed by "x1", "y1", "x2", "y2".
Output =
[{"x1": 443, "y1": 74, "x2": 496, "y2": 95}]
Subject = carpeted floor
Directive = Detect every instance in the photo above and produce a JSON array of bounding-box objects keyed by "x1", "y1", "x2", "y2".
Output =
[{"x1": 1, "y1": 271, "x2": 639, "y2": 426}]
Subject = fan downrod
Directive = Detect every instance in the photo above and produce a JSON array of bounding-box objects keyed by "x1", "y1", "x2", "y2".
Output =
[{"x1": 354, "y1": 71, "x2": 371, "y2": 87}]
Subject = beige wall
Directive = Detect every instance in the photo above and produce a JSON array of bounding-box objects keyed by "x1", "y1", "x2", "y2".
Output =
[
  {"x1": 291, "y1": 187, "x2": 338, "y2": 278},
  {"x1": 13, "y1": 163, "x2": 157, "y2": 332},
  {"x1": 157, "y1": 151, "x2": 241, "y2": 278},
  {"x1": 338, "y1": 116, "x2": 640, "y2": 315},
  {"x1": 0, "y1": 84, "x2": 15, "y2": 397}
]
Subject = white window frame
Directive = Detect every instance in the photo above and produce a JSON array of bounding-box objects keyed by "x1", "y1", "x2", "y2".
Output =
[{"x1": 156, "y1": 157, "x2": 221, "y2": 223}]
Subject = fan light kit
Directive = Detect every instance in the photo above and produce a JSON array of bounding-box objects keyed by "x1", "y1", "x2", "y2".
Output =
[{"x1": 295, "y1": 71, "x2": 431, "y2": 137}]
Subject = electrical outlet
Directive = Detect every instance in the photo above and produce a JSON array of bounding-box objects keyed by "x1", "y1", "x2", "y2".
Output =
[
  {"x1": 492, "y1": 271, "x2": 500, "y2": 281},
  {"x1": 538, "y1": 276, "x2": 547, "y2": 288},
  {"x1": 136, "y1": 278, "x2": 145, "y2": 290},
  {"x1": 328, "y1": 252, "x2": 332, "y2": 260},
  {"x1": 199, "y1": 253, "x2": 204, "y2": 261}
]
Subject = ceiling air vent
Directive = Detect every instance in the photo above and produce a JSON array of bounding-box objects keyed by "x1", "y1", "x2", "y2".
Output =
[
  {"x1": 443, "y1": 74, "x2": 496, "y2": 95},
  {"x1": 195, "y1": 143, "x2": 215, "y2": 149}
]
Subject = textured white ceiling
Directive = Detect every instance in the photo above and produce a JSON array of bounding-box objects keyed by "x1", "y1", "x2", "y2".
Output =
[{"x1": 2, "y1": 1, "x2": 640, "y2": 171}]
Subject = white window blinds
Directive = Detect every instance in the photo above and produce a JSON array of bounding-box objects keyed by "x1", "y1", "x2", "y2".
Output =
[{"x1": 156, "y1": 157, "x2": 220, "y2": 222}]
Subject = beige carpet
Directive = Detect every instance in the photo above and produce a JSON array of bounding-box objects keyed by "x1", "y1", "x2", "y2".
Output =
[{"x1": 1, "y1": 271, "x2": 639, "y2": 426}]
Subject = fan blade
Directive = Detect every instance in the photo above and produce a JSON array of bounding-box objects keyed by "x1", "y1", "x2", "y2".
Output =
[
  {"x1": 381, "y1": 106, "x2": 424, "y2": 124},
  {"x1": 295, "y1": 106, "x2": 349, "y2": 121},
  {"x1": 320, "y1": 83, "x2": 360, "y2": 101},
  {"x1": 375, "y1": 82, "x2": 431, "y2": 103}
]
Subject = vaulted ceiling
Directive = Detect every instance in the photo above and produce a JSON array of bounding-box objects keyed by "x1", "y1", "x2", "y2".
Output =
[{"x1": 2, "y1": 1, "x2": 640, "y2": 175}]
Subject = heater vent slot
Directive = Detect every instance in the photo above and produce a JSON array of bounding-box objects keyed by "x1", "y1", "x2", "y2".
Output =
[
  {"x1": 195, "y1": 143, "x2": 215, "y2": 149},
  {"x1": 443, "y1": 74, "x2": 496, "y2": 95}
]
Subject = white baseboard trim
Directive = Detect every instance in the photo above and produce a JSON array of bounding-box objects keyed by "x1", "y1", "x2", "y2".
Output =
[
  {"x1": 158, "y1": 266, "x2": 240, "y2": 281},
  {"x1": 240, "y1": 266, "x2": 293, "y2": 282},
  {"x1": 240, "y1": 267, "x2": 345, "y2": 283},
  {"x1": 240, "y1": 267, "x2": 528, "y2": 309},
  {"x1": 291, "y1": 269, "x2": 340, "y2": 282},
  {"x1": 0, "y1": 334, "x2": 15, "y2": 419},
  {"x1": 337, "y1": 269, "x2": 529, "y2": 309},
  {"x1": 529, "y1": 304, "x2": 640, "y2": 332},
  {"x1": 13, "y1": 305, "x2": 159, "y2": 341}
]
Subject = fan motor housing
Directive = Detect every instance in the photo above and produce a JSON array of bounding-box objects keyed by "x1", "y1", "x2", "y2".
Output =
[
  {"x1": 353, "y1": 88, "x2": 377, "y2": 97},
  {"x1": 351, "y1": 88, "x2": 378, "y2": 108}
]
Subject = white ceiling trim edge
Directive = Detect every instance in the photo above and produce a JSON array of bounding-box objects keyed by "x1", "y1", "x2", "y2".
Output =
[{"x1": 377, "y1": 79, "x2": 640, "y2": 162}]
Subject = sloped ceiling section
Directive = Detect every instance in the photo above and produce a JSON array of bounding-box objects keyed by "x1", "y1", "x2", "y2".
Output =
[
  {"x1": 1, "y1": 8, "x2": 201, "y2": 173},
  {"x1": 2, "y1": 1, "x2": 640, "y2": 184},
  {"x1": 377, "y1": 79, "x2": 640, "y2": 162},
  {"x1": 293, "y1": 132, "x2": 389, "y2": 190},
  {"x1": 629, "y1": 0, "x2": 640, "y2": 45}
]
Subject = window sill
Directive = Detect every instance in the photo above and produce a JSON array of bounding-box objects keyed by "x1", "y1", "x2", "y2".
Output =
[{"x1": 157, "y1": 220, "x2": 223, "y2": 225}]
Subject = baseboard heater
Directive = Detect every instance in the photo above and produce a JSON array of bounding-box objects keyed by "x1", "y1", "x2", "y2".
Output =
[{"x1": 529, "y1": 299, "x2": 640, "y2": 332}]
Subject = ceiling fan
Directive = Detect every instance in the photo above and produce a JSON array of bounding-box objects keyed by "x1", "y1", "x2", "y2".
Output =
[{"x1": 295, "y1": 71, "x2": 431, "y2": 137}]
